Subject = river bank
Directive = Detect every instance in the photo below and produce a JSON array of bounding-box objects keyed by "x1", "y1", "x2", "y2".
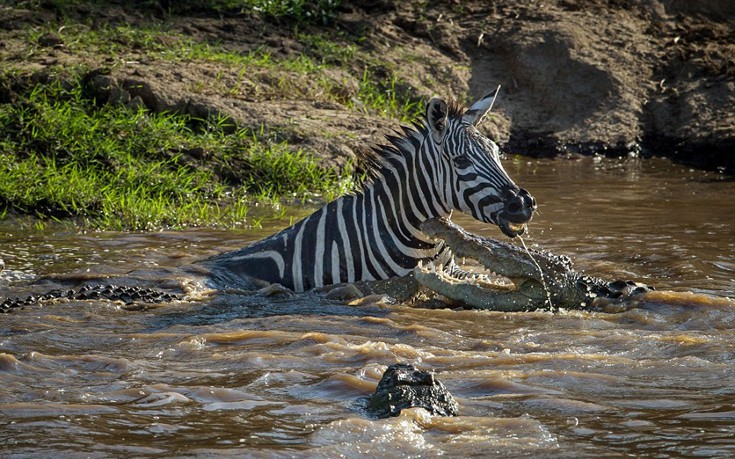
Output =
[{"x1": 1, "y1": 0, "x2": 733, "y2": 229}]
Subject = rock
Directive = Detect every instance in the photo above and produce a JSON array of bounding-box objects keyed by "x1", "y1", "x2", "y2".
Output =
[
  {"x1": 366, "y1": 363, "x2": 458, "y2": 419},
  {"x1": 121, "y1": 78, "x2": 161, "y2": 111},
  {"x1": 322, "y1": 284, "x2": 364, "y2": 301},
  {"x1": 37, "y1": 32, "x2": 64, "y2": 48},
  {"x1": 86, "y1": 73, "x2": 116, "y2": 103},
  {"x1": 127, "y1": 95, "x2": 146, "y2": 110}
]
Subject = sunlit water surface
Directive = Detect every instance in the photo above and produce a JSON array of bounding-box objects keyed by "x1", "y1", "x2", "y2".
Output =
[{"x1": 1, "y1": 157, "x2": 734, "y2": 458}]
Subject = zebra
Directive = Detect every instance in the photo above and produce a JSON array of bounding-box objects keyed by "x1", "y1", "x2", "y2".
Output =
[{"x1": 204, "y1": 89, "x2": 536, "y2": 292}]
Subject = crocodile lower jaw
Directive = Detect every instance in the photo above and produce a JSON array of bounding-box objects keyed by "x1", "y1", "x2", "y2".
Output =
[{"x1": 415, "y1": 254, "x2": 516, "y2": 292}]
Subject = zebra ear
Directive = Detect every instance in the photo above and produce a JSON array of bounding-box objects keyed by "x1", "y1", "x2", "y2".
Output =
[
  {"x1": 462, "y1": 85, "x2": 501, "y2": 126},
  {"x1": 426, "y1": 98, "x2": 448, "y2": 143}
]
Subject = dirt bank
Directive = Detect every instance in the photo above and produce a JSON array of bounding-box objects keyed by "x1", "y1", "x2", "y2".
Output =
[
  {"x1": 1, "y1": 0, "x2": 733, "y2": 172},
  {"x1": 367, "y1": 0, "x2": 734, "y2": 171}
]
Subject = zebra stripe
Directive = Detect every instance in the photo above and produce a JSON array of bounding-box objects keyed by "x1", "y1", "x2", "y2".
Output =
[
  {"x1": 291, "y1": 213, "x2": 309, "y2": 292},
  {"x1": 313, "y1": 206, "x2": 328, "y2": 287},
  {"x1": 336, "y1": 197, "x2": 355, "y2": 283}
]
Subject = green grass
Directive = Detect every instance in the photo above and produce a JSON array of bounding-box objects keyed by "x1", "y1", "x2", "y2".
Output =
[
  {"x1": 3, "y1": 0, "x2": 342, "y2": 25},
  {"x1": 159, "y1": 0, "x2": 343, "y2": 25},
  {"x1": 296, "y1": 32, "x2": 356, "y2": 65},
  {"x1": 243, "y1": 0, "x2": 341, "y2": 25},
  {"x1": 0, "y1": 74, "x2": 353, "y2": 230},
  {"x1": 356, "y1": 68, "x2": 424, "y2": 123},
  {"x1": 9, "y1": 16, "x2": 421, "y2": 121}
]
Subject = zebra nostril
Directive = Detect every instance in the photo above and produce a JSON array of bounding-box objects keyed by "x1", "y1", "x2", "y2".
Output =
[
  {"x1": 506, "y1": 199, "x2": 523, "y2": 215},
  {"x1": 518, "y1": 188, "x2": 537, "y2": 211},
  {"x1": 504, "y1": 188, "x2": 536, "y2": 218}
]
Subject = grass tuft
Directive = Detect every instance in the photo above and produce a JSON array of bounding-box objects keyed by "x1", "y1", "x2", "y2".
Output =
[{"x1": 356, "y1": 68, "x2": 424, "y2": 123}]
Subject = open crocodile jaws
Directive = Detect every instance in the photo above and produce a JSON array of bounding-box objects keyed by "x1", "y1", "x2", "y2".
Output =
[{"x1": 414, "y1": 218, "x2": 617, "y2": 311}]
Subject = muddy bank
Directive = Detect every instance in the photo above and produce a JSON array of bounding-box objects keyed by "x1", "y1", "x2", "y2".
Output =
[
  {"x1": 1, "y1": 0, "x2": 732, "y2": 173},
  {"x1": 365, "y1": 0, "x2": 734, "y2": 171}
]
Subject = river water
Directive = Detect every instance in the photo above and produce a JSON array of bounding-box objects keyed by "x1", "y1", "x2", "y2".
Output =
[{"x1": 1, "y1": 157, "x2": 734, "y2": 458}]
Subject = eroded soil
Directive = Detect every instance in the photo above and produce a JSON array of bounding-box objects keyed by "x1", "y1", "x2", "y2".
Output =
[{"x1": 1, "y1": 0, "x2": 733, "y2": 172}]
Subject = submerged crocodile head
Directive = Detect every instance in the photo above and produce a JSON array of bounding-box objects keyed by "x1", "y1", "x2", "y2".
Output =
[{"x1": 414, "y1": 218, "x2": 652, "y2": 311}]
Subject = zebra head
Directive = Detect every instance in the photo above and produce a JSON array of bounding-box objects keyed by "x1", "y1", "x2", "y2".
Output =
[{"x1": 426, "y1": 89, "x2": 536, "y2": 237}]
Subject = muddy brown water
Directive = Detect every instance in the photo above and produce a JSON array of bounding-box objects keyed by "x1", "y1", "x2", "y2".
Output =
[{"x1": 1, "y1": 157, "x2": 734, "y2": 458}]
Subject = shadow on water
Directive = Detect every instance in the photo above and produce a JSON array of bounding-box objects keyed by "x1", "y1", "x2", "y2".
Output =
[{"x1": 146, "y1": 291, "x2": 390, "y2": 330}]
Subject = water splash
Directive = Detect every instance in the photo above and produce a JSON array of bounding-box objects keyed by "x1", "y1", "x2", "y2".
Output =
[{"x1": 518, "y1": 235, "x2": 555, "y2": 311}]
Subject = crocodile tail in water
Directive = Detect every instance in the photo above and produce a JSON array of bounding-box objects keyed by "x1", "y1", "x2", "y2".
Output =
[{"x1": 1, "y1": 284, "x2": 181, "y2": 313}]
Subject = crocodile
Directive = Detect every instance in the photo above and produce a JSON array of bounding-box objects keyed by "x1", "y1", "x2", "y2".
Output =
[
  {"x1": 0, "y1": 284, "x2": 181, "y2": 313},
  {"x1": 413, "y1": 217, "x2": 652, "y2": 311},
  {"x1": 365, "y1": 363, "x2": 459, "y2": 418},
  {"x1": 1, "y1": 218, "x2": 651, "y2": 313}
]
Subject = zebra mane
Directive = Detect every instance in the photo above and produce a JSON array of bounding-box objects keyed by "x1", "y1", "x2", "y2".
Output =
[{"x1": 356, "y1": 99, "x2": 464, "y2": 189}]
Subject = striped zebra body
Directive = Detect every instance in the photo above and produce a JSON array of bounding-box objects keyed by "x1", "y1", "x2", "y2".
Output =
[{"x1": 207, "y1": 89, "x2": 536, "y2": 292}]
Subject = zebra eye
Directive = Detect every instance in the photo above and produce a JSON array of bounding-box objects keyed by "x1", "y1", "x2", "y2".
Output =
[{"x1": 453, "y1": 155, "x2": 472, "y2": 169}]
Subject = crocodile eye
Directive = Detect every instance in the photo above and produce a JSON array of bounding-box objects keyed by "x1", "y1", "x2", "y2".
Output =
[{"x1": 453, "y1": 155, "x2": 472, "y2": 169}]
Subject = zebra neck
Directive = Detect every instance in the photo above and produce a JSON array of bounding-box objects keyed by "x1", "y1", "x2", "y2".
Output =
[
  {"x1": 367, "y1": 136, "x2": 452, "y2": 232},
  {"x1": 359, "y1": 177, "x2": 445, "y2": 248},
  {"x1": 348, "y1": 144, "x2": 452, "y2": 267}
]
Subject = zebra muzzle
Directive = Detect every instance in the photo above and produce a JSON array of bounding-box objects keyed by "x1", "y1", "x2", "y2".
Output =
[{"x1": 496, "y1": 187, "x2": 536, "y2": 237}]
